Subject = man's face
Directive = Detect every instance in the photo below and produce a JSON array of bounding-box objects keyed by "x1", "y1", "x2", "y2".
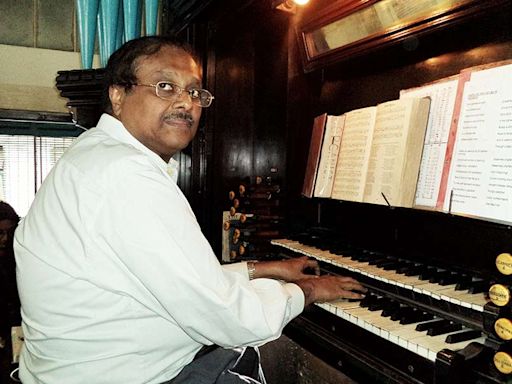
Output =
[{"x1": 110, "y1": 45, "x2": 203, "y2": 162}]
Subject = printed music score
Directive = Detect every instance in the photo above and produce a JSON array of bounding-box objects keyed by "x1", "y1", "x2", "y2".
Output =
[
  {"x1": 399, "y1": 75, "x2": 459, "y2": 208},
  {"x1": 305, "y1": 97, "x2": 430, "y2": 208},
  {"x1": 331, "y1": 106, "x2": 376, "y2": 202},
  {"x1": 303, "y1": 59, "x2": 512, "y2": 225},
  {"x1": 443, "y1": 63, "x2": 512, "y2": 223}
]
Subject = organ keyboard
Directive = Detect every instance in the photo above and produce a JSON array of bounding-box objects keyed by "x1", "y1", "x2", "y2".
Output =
[
  {"x1": 316, "y1": 299, "x2": 485, "y2": 362},
  {"x1": 271, "y1": 227, "x2": 510, "y2": 384},
  {"x1": 273, "y1": 238, "x2": 488, "y2": 312}
]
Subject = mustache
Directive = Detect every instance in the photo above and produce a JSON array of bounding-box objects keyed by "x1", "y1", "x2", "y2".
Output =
[{"x1": 163, "y1": 112, "x2": 194, "y2": 126}]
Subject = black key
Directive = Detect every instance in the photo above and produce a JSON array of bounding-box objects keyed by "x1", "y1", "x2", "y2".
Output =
[
  {"x1": 427, "y1": 319, "x2": 452, "y2": 334},
  {"x1": 376, "y1": 260, "x2": 399, "y2": 270},
  {"x1": 340, "y1": 250, "x2": 356, "y2": 257},
  {"x1": 368, "y1": 297, "x2": 388, "y2": 311},
  {"x1": 454, "y1": 275, "x2": 474, "y2": 290},
  {"x1": 445, "y1": 329, "x2": 482, "y2": 344},
  {"x1": 387, "y1": 306, "x2": 403, "y2": 321},
  {"x1": 438, "y1": 272, "x2": 460, "y2": 286},
  {"x1": 396, "y1": 263, "x2": 414, "y2": 274},
  {"x1": 400, "y1": 311, "x2": 434, "y2": 325},
  {"x1": 429, "y1": 270, "x2": 450, "y2": 284},
  {"x1": 351, "y1": 252, "x2": 371, "y2": 262},
  {"x1": 381, "y1": 301, "x2": 400, "y2": 317},
  {"x1": 401, "y1": 264, "x2": 424, "y2": 276},
  {"x1": 396, "y1": 307, "x2": 419, "y2": 323},
  {"x1": 388, "y1": 260, "x2": 410, "y2": 272},
  {"x1": 390, "y1": 306, "x2": 414, "y2": 321},
  {"x1": 399, "y1": 309, "x2": 421, "y2": 324},
  {"x1": 383, "y1": 261, "x2": 406, "y2": 271},
  {"x1": 467, "y1": 280, "x2": 489, "y2": 294},
  {"x1": 416, "y1": 319, "x2": 448, "y2": 332},
  {"x1": 359, "y1": 294, "x2": 378, "y2": 308},
  {"x1": 368, "y1": 257, "x2": 389, "y2": 266},
  {"x1": 418, "y1": 266, "x2": 438, "y2": 280},
  {"x1": 427, "y1": 322, "x2": 463, "y2": 336},
  {"x1": 334, "y1": 249, "x2": 351, "y2": 257}
]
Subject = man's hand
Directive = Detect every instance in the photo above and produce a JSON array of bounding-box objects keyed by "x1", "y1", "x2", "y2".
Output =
[
  {"x1": 295, "y1": 275, "x2": 366, "y2": 306},
  {"x1": 250, "y1": 256, "x2": 320, "y2": 282},
  {"x1": 273, "y1": 256, "x2": 320, "y2": 282},
  {"x1": 248, "y1": 257, "x2": 366, "y2": 306}
]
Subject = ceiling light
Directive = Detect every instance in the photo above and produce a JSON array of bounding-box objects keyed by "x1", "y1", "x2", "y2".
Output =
[{"x1": 273, "y1": 0, "x2": 310, "y2": 14}]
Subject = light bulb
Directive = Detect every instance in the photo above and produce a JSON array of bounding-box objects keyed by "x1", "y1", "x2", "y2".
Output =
[{"x1": 293, "y1": 0, "x2": 310, "y2": 5}]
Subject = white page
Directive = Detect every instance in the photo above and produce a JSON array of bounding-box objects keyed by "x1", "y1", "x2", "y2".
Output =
[
  {"x1": 469, "y1": 63, "x2": 512, "y2": 84},
  {"x1": 400, "y1": 78, "x2": 459, "y2": 208},
  {"x1": 331, "y1": 107, "x2": 377, "y2": 202},
  {"x1": 363, "y1": 99, "x2": 424, "y2": 207},
  {"x1": 443, "y1": 76, "x2": 512, "y2": 223}
]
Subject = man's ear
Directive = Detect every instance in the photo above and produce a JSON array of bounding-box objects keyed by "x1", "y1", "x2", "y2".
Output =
[{"x1": 109, "y1": 85, "x2": 126, "y2": 117}]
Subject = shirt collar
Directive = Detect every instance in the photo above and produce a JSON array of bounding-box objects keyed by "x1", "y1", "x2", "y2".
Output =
[{"x1": 95, "y1": 113, "x2": 177, "y2": 178}]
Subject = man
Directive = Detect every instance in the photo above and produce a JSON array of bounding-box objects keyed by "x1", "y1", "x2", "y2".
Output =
[
  {"x1": 0, "y1": 201, "x2": 20, "y2": 382},
  {"x1": 14, "y1": 36, "x2": 365, "y2": 384}
]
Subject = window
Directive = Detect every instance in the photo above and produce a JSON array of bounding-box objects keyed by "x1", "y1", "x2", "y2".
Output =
[{"x1": 0, "y1": 135, "x2": 75, "y2": 217}]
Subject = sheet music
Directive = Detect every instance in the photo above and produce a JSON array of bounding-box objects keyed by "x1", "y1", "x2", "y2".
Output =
[
  {"x1": 400, "y1": 77, "x2": 459, "y2": 208},
  {"x1": 443, "y1": 72, "x2": 512, "y2": 223},
  {"x1": 363, "y1": 100, "x2": 414, "y2": 206},
  {"x1": 314, "y1": 115, "x2": 345, "y2": 198},
  {"x1": 331, "y1": 107, "x2": 377, "y2": 201}
]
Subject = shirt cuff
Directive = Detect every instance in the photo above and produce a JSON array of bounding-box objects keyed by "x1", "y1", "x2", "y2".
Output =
[
  {"x1": 282, "y1": 282, "x2": 305, "y2": 318},
  {"x1": 222, "y1": 262, "x2": 250, "y2": 280}
]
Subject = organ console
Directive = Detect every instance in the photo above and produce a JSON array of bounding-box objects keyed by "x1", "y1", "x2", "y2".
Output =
[{"x1": 267, "y1": 200, "x2": 512, "y2": 384}]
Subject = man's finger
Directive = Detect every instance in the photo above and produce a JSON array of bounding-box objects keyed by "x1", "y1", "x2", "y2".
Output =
[
  {"x1": 339, "y1": 290, "x2": 366, "y2": 300},
  {"x1": 306, "y1": 260, "x2": 320, "y2": 275}
]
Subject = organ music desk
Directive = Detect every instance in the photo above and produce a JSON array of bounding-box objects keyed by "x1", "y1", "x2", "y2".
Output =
[{"x1": 272, "y1": 200, "x2": 512, "y2": 384}]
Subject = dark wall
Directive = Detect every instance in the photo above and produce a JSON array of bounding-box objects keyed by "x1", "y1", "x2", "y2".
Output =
[
  {"x1": 180, "y1": 0, "x2": 512, "y2": 261},
  {"x1": 194, "y1": 0, "x2": 290, "y2": 254}
]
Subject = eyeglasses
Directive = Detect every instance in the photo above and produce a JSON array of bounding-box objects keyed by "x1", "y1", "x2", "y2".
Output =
[{"x1": 132, "y1": 81, "x2": 214, "y2": 108}]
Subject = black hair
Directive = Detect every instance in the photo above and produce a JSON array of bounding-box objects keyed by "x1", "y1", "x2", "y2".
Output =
[
  {"x1": 0, "y1": 201, "x2": 19, "y2": 223},
  {"x1": 101, "y1": 36, "x2": 199, "y2": 114}
]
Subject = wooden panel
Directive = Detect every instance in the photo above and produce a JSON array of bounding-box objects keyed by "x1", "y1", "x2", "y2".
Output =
[{"x1": 199, "y1": 0, "x2": 290, "y2": 254}]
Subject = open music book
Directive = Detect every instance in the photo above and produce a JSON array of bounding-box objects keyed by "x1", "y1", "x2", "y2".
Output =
[
  {"x1": 329, "y1": 98, "x2": 431, "y2": 207},
  {"x1": 304, "y1": 98, "x2": 431, "y2": 208},
  {"x1": 361, "y1": 97, "x2": 431, "y2": 207},
  {"x1": 304, "y1": 60, "x2": 512, "y2": 223}
]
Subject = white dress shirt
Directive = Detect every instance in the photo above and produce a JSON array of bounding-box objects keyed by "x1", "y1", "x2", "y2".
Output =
[{"x1": 14, "y1": 114, "x2": 304, "y2": 384}]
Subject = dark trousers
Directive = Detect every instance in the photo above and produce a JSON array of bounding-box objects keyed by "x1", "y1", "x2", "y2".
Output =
[{"x1": 162, "y1": 347, "x2": 263, "y2": 384}]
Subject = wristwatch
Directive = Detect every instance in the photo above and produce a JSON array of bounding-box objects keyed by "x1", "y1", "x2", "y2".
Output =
[{"x1": 247, "y1": 261, "x2": 256, "y2": 280}]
